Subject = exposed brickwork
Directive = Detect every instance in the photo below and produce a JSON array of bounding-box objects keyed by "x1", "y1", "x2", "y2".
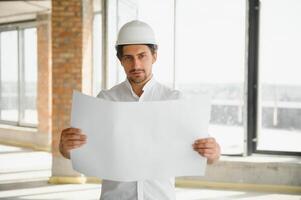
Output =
[{"x1": 51, "y1": 0, "x2": 93, "y2": 156}]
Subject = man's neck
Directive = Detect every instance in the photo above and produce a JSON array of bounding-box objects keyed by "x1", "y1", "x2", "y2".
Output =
[{"x1": 129, "y1": 76, "x2": 152, "y2": 97}]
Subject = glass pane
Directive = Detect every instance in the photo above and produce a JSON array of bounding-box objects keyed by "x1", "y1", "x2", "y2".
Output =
[
  {"x1": 258, "y1": 0, "x2": 301, "y2": 152},
  {"x1": 93, "y1": 13, "x2": 102, "y2": 96},
  {"x1": 23, "y1": 28, "x2": 38, "y2": 124},
  {"x1": 0, "y1": 30, "x2": 19, "y2": 122},
  {"x1": 176, "y1": 0, "x2": 246, "y2": 154}
]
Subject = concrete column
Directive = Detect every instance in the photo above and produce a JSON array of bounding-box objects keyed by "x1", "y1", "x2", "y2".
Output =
[
  {"x1": 37, "y1": 13, "x2": 52, "y2": 151},
  {"x1": 50, "y1": 0, "x2": 93, "y2": 182}
]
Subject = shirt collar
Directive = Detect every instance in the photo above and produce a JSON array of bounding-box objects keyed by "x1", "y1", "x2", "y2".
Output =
[{"x1": 124, "y1": 75, "x2": 156, "y2": 97}]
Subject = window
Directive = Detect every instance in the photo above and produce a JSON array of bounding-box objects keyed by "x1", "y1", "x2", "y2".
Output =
[
  {"x1": 0, "y1": 30, "x2": 19, "y2": 122},
  {"x1": 257, "y1": 0, "x2": 301, "y2": 152},
  {"x1": 112, "y1": 0, "x2": 246, "y2": 155},
  {"x1": 106, "y1": 0, "x2": 301, "y2": 155},
  {"x1": 176, "y1": 0, "x2": 246, "y2": 155},
  {"x1": 0, "y1": 26, "x2": 37, "y2": 126}
]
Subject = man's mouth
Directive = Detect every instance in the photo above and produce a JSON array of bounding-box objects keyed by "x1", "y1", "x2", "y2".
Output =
[{"x1": 130, "y1": 69, "x2": 144, "y2": 75}]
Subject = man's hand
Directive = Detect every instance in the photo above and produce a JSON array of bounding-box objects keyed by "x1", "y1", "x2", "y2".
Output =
[
  {"x1": 193, "y1": 137, "x2": 220, "y2": 164},
  {"x1": 59, "y1": 127, "x2": 87, "y2": 159}
]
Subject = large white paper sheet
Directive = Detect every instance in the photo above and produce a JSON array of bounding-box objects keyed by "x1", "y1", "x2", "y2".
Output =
[{"x1": 71, "y1": 91, "x2": 211, "y2": 182}]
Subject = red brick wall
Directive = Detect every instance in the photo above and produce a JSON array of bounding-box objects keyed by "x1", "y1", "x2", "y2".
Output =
[{"x1": 51, "y1": 0, "x2": 93, "y2": 156}]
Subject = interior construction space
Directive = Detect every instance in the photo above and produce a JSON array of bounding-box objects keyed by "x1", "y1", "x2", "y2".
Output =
[{"x1": 0, "y1": 0, "x2": 300, "y2": 199}]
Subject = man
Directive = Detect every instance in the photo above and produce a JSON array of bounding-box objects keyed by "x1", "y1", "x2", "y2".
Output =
[{"x1": 59, "y1": 20, "x2": 220, "y2": 200}]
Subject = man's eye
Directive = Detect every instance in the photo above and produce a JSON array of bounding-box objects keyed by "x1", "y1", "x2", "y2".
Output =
[
  {"x1": 139, "y1": 54, "x2": 146, "y2": 59},
  {"x1": 123, "y1": 56, "x2": 132, "y2": 61}
]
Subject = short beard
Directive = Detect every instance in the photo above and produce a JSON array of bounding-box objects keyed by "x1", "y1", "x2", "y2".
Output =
[
  {"x1": 128, "y1": 69, "x2": 149, "y2": 84},
  {"x1": 128, "y1": 74, "x2": 148, "y2": 84}
]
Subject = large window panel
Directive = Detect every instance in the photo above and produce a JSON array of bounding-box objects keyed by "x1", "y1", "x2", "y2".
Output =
[
  {"x1": 0, "y1": 30, "x2": 19, "y2": 122},
  {"x1": 176, "y1": 0, "x2": 246, "y2": 154},
  {"x1": 23, "y1": 28, "x2": 38, "y2": 125},
  {"x1": 0, "y1": 25, "x2": 38, "y2": 127},
  {"x1": 104, "y1": 0, "x2": 300, "y2": 155},
  {"x1": 257, "y1": 0, "x2": 301, "y2": 152}
]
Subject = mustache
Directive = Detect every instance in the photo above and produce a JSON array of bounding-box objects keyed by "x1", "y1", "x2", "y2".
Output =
[{"x1": 129, "y1": 69, "x2": 145, "y2": 73}]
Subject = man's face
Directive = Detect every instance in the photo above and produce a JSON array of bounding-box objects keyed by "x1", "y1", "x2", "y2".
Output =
[{"x1": 120, "y1": 45, "x2": 157, "y2": 84}]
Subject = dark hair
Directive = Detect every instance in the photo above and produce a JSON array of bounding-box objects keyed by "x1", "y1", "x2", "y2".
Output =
[{"x1": 116, "y1": 44, "x2": 158, "y2": 60}]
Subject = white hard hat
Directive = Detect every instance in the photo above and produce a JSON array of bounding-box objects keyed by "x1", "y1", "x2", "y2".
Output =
[{"x1": 116, "y1": 20, "x2": 157, "y2": 46}]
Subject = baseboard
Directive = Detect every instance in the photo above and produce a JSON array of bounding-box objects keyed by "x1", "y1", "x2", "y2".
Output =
[
  {"x1": 48, "y1": 176, "x2": 102, "y2": 184},
  {"x1": 175, "y1": 178, "x2": 301, "y2": 194}
]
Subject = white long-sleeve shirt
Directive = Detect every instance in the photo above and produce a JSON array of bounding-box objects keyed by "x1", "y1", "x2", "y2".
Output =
[{"x1": 97, "y1": 77, "x2": 181, "y2": 200}]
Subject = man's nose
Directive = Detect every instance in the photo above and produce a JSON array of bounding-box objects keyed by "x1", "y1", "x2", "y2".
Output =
[{"x1": 133, "y1": 57, "x2": 141, "y2": 67}]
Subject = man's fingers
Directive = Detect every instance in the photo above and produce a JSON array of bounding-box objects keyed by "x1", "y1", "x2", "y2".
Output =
[
  {"x1": 62, "y1": 127, "x2": 82, "y2": 133},
  {"x1": 59, "y1": 128, "x2": 86, "y2": 159},
  {"x1": 66, "y1": 140, "x2": 86, "y2": 146},
  {"x1": 67, "y1": 143, "x2": 86, "y2": 150},
  {"x1": 62, "y1": 130, "x2": 83, "y2": 137},
  {"x1": 193, "y1": 137, "x2": 218, "y2": 149},
  {"x1": 193, "y1": 137, "x2": 221, "y2": 164},
  {"x1": 195, "y1": 148, "x2": 215, "y2": 155},
  {"x1": 65, "y1": 140, "x2": 86, "y2": 149},
  {"x1": 62, "y1": 133, "x2": 87, "y2": 141},
  {"x1": 61, "y1": 128, "x2": 84, "y2": 137},
  {"x1": 194, "y1": 137, "x2": 216, "y2": 144},
  {"x1": 60, "y1": 132, "x2": 87, "y2": 152},
  {"x1": 193, "y1": 142, "x2": 216, "y2": 149}
]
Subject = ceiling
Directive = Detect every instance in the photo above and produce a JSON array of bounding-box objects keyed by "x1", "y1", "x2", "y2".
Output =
[
  {"x1": 0, "y1": 0, "x2": 101, "y2": 25},
  {"x1": 0, "y1": 1, "x2": 51, "y2": 24}
]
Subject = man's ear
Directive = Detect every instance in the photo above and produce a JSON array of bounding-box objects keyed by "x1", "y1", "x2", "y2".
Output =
[{"x1": 152, "y1": 52, "x2": 157, "y2": 64}]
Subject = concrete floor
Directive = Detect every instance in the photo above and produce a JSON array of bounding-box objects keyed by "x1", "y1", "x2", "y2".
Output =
[{"x1": 0, "y1": 144, "x2": 300, "y2": 200}]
